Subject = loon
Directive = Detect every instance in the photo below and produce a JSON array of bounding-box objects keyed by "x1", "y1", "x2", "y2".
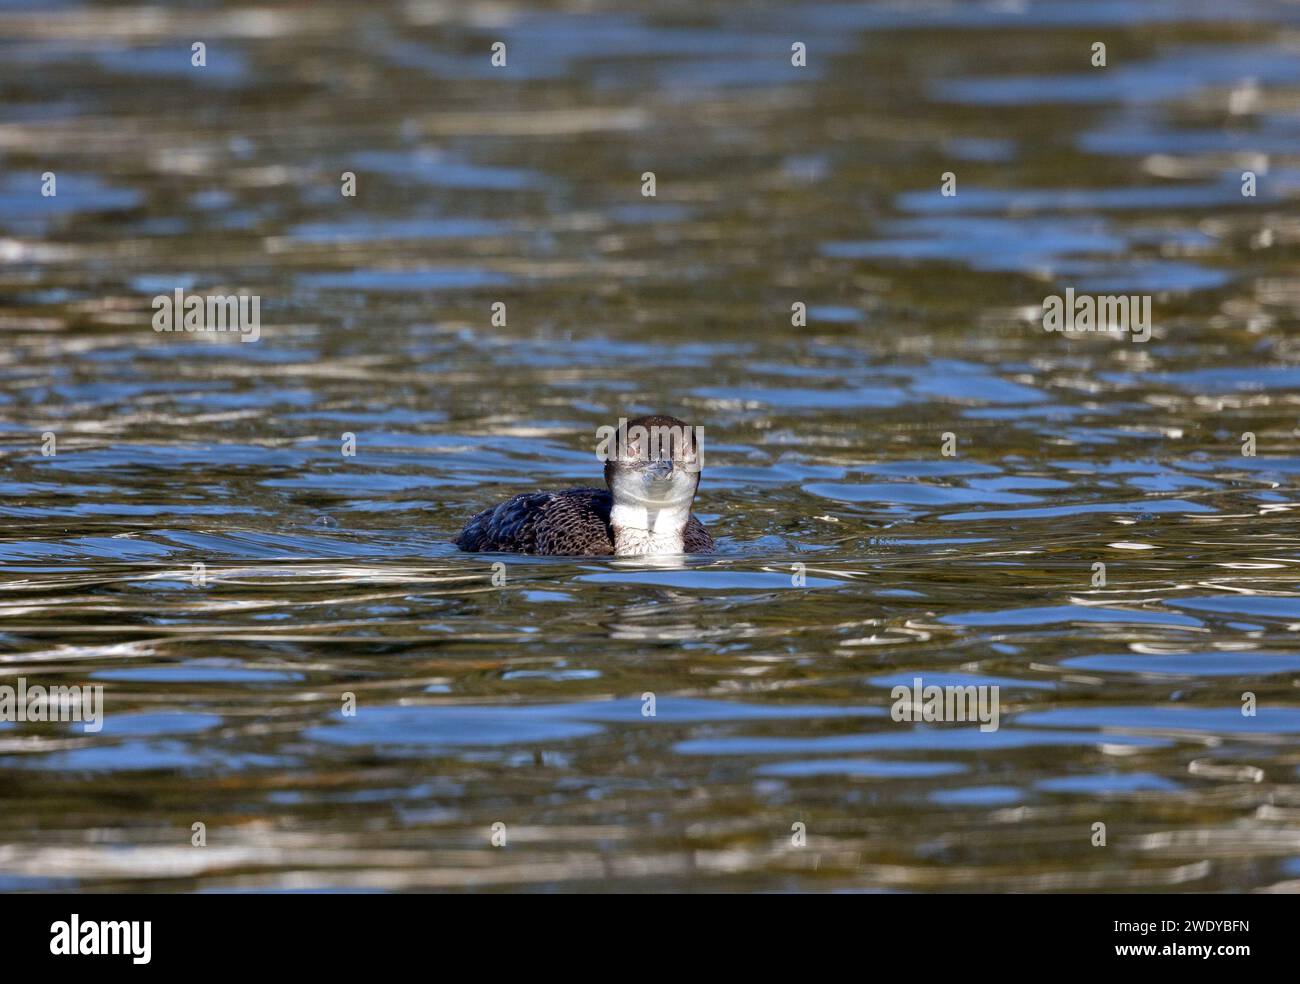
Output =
[{"x1": 454, "y1": 414, "x2": 714, "y2": 556}]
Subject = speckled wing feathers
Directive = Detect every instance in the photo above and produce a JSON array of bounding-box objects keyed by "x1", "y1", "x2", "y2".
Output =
[
  {"x1": 682, "y1": 516, "x2": 714, "y2": 553},
  {"x1": 454, "y1": 488, "x2": 615, "y2": 555},
  {"x1": 454, "y1": 487, "x2": 713, "y2": 556}
]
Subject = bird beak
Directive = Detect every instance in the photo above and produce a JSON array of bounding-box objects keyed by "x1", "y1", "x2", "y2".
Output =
[{"x1": 645, "y1": 458, "x2": 673, "y2": 482}]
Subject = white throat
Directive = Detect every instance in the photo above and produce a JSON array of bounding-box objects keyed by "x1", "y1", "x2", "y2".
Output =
[{"x1": 610, "y1": 498, "x2": 691, "y2": 556}]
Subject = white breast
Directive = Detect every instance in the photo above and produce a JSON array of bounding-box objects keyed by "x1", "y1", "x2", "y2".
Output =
[{"x1": 610, "y1": 501, "x2": 689, "y2": 556}]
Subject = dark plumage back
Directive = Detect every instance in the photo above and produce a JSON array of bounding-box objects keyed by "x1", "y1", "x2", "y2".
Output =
[
  {"x1": 454, "y1": 487, "x2": 714, "y2": 556},
  {"x1": 454, "y1": 488, "x2": 616, "y2": 555}
]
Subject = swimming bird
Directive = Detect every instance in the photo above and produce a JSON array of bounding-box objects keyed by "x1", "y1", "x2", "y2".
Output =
[{"x1": 454, "y1": 414, "x2": 714, "y2": 556}]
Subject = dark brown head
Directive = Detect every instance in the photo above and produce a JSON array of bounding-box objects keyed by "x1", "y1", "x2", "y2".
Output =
[{"x1": 600, "y1": 414, "x2": 703, "y2": 507}]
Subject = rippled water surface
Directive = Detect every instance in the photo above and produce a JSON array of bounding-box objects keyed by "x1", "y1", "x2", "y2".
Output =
[{"x1": 3, "y1": 0, "x2": 1300, "y2": 892}]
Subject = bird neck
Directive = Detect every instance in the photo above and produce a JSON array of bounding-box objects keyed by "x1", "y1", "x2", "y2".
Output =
[{"x1": 610, "y1": 498, "x2": 691, "y2": 556}]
